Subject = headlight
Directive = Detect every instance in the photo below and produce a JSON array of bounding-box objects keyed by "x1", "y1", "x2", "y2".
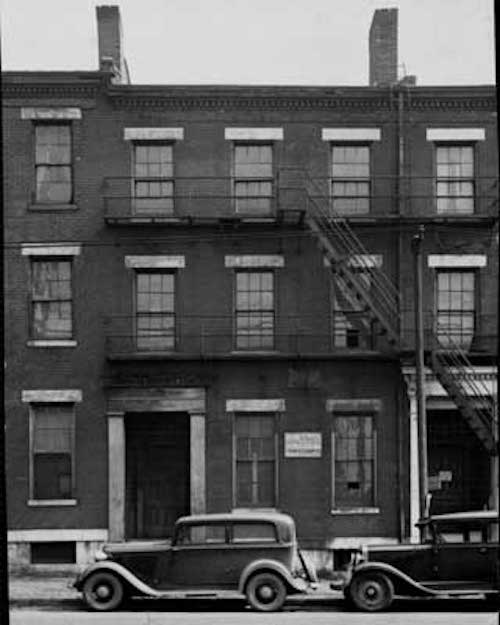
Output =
[{"x1": 94, "y1": 549, "x2": 108, "y2": 561}]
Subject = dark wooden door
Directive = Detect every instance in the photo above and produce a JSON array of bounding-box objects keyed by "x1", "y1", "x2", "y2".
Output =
[{"x1": 126, "y1": 413, "x2": 190, "y2": 539}]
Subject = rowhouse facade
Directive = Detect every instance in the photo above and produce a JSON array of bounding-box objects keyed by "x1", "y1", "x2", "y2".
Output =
[{"x1": 4, "y1": 6, "x2": 497, "y2": 569}]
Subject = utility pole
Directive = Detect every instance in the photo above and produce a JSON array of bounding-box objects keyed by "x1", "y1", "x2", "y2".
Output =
[{"x1": 412, "y1": 226, "x2": 429, "y2": 523}]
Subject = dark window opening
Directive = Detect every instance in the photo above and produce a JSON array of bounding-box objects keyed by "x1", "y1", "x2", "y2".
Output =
[{"x1": 31, "y1": 542, "x2": 76, "y2": 564}]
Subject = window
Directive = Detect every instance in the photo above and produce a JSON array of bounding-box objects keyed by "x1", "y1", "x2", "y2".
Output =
[
  {"x1": 332, "y1": 271, "x2": 371, "y2": 348},
  {"x1": 176, "y1": 524, "x2": 226, "y2": 545},
  {"x1": 232, "y1": 522, "x2": 277, "y2": 543},
  {"x1": 235, "y1": 415, "x2": 277, "y2": 508},
  {"x1": 35, "y1": 124, "x2": 72, "y2": 203},
  {"x1": 331, "y1": 145, "x2": 370, "y2": 215},
  {"x1": 31, "y1": 259, "x2": 73, "y2": 340},
  {"x1": 133, "y1": 143, "x2": 174, "y2": 214},
  {"x1": 436, "y1": 145, "x2": 474, "y2": 214},
  {"x1": 234, "y1": 144, "x2": 273, "y2": 215},
  {"x1": 332, "y1": 415, "x2": 375, "y2": 509},
  {"x1": 436, "y1": 270, "x2": 475, "y2": 349},
  {"x1": 31, "y1": 542, "x2": 76, "y2": 564},
  {"x1": 235, "y1": 271, "x2": 274, "y2": 350},
  {"x1": 136, "y1": 271, "x2": 175, "y2": 350},
  {"x1": 31, "y1": 404, "x2": 75, "y2": 500}
]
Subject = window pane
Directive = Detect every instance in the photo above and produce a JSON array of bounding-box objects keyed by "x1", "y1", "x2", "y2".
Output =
[
  {"x1": 34, "y1": 453, "x2": 72, "y2": 499},
  {"x1": 233, "y1": 522, "x2": 276, "y2": 542},
  {"x1": 136, "y1": 272, "x2": 175, "y2": 350},
  {"x1": 35, "y1": 125, "x2": 71, "y2": 164},
  {"x1": 436, "y1": 145, "x2": 474, "y2": 214}
]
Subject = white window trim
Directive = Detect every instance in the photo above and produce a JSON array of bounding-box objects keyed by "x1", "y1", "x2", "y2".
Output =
[
  {"x1": 331, "y1": 507, "x2": 380, "y2": 515},
  {"x1": 225, "y1": 128, "x2": 284, "y2": 141},
  {"x1": 225, "y1": 255, "x2": 284, "y2": 268},
  {"x1": 124, "y1": 127, "x2": 184, "y2": 141},
  {"x1": 8, "y1": 529, "x2": 108, "y2": 542},
  {"x1": 27, "y1": 340, "x2": 77, "y2": 348},
  {"x1": 426, "y1": 128, "x2": 485, "y2": 142},
  {"x1": 27, "y1": 499, "x2": 77, "y2": 507},
  {"x1": 22, "y1": 244, "x2": 81, "y2": 256},
  {"x1": 22, "y1": 390, "x2": 82, "y2": 403},
  {"x1": 226, "y1": 399, "x2": 285, "y2": 412},
  {"x1": 428, "y1": 255, "x2": 487, "y2": 268},
  {"x1": 125, "y1": 255, "x2": 186, "y2": 269},
  {"x1": 21, "y1": 107, "x2": 82, "y2": 120},
  {"x1": 322, "y1": 128, "x2": 381, "y2": 142}
]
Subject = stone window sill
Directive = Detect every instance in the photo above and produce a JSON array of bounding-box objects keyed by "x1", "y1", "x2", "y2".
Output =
[
  {"x1": 28, "y1": 499, "x2": 77, "y2": 507},
  {"x1": 29, "y1": 203, "x2": 78, "y2": 211},
  {"x1": 27, "y1": 340, "x2": 77, "y2": 348},
  {"x1": 331, "y1": 507, "x2": 380, "y2": 515}
]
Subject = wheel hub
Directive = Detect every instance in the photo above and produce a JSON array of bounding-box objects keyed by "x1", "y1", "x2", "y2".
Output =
[
  {"x1": 258, "y1": 584, "x2": 275, "y2": 601},
  {"x1": 95, "y1": 584, "x2": 112, "y2": 599}
]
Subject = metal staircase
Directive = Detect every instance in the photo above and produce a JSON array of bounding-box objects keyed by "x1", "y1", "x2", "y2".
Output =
[{"x1": 281, "y1": 168, "x2": 496, "y2": 454}]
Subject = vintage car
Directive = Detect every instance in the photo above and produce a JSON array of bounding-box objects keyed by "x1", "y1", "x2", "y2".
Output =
[
  {"x1": 74, "y1": 512, "x2": 318, "y2": 611},
  {"x1": 343, "y1": 510, "x2": 499, "y2": 611}
]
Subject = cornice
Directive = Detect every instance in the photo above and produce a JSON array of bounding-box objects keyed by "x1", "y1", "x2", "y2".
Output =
[{"x1": 3, "y1": 84, "x2": 100, "y2": 100}]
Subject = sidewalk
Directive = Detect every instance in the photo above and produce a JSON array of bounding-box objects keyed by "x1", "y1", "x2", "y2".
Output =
[{"x1": 9, "y1": 573, "x2": 81, "y2": 609}]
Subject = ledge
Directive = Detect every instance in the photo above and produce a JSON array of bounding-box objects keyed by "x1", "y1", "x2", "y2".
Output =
[
  {"x1": 331, "y1": 507, "x2": 380, "y2": 515},
  {"x1": 28, "y1": 203, "x2": 78, "y2": 212},
  {"x1": 27, "y1": 499, "x2": 77, "y2": 507},
  {"x1": 27, "y1": 340, "x2": 77, "y2": 348}
]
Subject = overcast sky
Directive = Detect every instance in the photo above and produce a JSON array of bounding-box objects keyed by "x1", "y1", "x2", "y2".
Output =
[{"x1": 1, "y1": 0, "x2": 496, "y2": 85}]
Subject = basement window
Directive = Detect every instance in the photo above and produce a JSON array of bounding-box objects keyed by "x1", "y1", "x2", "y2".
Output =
[{"x1": 30, "y1": 542, "x2": 76, "y2": 564}]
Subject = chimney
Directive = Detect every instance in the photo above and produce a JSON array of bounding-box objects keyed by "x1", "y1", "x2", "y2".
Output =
[
  {"x1": 96, "y1": 5, "x2": 130, "y2": 84},
  {"x1": 369, "y1": 8, "x2": 398, "y2": 87}
]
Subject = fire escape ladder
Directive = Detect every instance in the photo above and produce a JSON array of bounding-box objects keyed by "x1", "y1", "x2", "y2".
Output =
[{"x1": 286, "y1": 169, "x2": 496, "y2": 455}]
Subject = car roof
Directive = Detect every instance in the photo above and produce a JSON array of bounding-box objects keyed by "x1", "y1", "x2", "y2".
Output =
[
  {"x1": 175, "y1": 512, "x2": 295, "y2": 527},
  {"x1": 416, "y1": 510, "x2": 499, "y2": 525}
]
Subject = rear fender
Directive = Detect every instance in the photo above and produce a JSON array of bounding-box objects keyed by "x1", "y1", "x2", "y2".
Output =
[
  {"x1": 351, "y1": 562, "x2": 440, "y2": 597},
  {"x1": 238, "y1": 559, "x2": 306, "y2": 594},
  {"x1": 74, "y1": 561, "x2": 162, "y2": 597}
]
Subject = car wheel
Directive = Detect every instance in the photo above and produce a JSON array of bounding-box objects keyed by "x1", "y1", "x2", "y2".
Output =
[
  {"x1": 246, "y1": 572, "x2": 287, "y2": 612},
  {"x1": 82, "y1": 571, "x2": 125, "y2": 611},
  {"x1": 348, "y1": 572, "x2": 394, "y2": 612}
]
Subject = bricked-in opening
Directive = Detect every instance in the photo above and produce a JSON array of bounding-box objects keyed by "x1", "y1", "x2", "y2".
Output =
[{"x1": 30, "y1": 542, "x2": 76, "y2": 564}]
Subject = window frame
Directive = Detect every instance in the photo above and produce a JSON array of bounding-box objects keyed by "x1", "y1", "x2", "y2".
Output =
[
  {"x1": 329, "y1": 143, "x2": 372, "y2": 216},
  {"x1": 434, "y1": 143, "x2": 476, "y2": 215},
  {"x1": 29, "y1": 256, "x2": 74, "y2": 342},
  {"x1": 233, "y1": 269, "x2": 276, "y2": 351},
  {"x1": 131, "y1": 141, "x2": 175, "y2": 215},
  {"x1": 232, "y1": 412, "x2": 279, "y2": 510},
  {"x1": 231, "y1": 142, "x2": 275, "y2": 216},
  {"x1": 33, "y1": 122, "x2": 74, "y2": 205},
  {"x1": 331, "y1": 412, "x2": 378, "y2": 514},
  {"x1": 330, "y1": 268, "x2": 373, "y2": 349},
  {"x1": 28, "y1": 402, "x2": 76, "y2": 504},
  {"x1": 133, "y1": 269, "x2": 177, "y2": 351},
  {"x1": 434, "y1": 268, "x2": 477, "y2": 350}
]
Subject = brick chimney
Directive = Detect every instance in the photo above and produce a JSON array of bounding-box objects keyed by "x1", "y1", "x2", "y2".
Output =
[
  {"x1": 369, "y1": 8, "x2": 398, "y2": 87},
  {"x1": 96, "y1": 5, "x2": 130, "y2": 83}
]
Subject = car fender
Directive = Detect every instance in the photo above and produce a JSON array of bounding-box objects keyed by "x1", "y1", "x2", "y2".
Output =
[
  {"x1": 74, "y1": 561, "x2": 163, "y2": 597},
  {"x1": 350, "y1": 561, "x2": 439, "y2": 597},
  {"x1": 238, "y1": 559, "x2": 306, "y2": 594}
]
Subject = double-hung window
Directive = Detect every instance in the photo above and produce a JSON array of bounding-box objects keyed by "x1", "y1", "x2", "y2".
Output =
[
  {"x1": 35, "y1": 124, "x2": 73, "y2": 203},
  {"x1": 436, "y1": 145, "x2": 474, "y2": 214},
  {"x1": 332, "y1": 271, "x2": 371, "y2": 348},
  {"x1": 436, "y1": 270, "x2": 475, "y2": 350},
  {"x1": 136, "y1": 271, "x2": 175, "y2": 350},
  {"x1": 331, "y1": 145, "x2": 370, "y2": 215},
  {"x1": 234, "y1": 414, "x2": 277, "y2": 508},
  {"x1": 234, "y1": 144, "x2": 273, "y2": 215},
  {"x1": 235, "y1": 271, "x2": 274, "y2": 350},
  {"x1": 31, "y1": 404, "x2": 75, "y2": 500},
  {"x1": 133, "y1": 143, "x2": 174, "y2": 214},
  {"x1": 31, "y1": 259, "x2": 73, "y2": 340},
  {"x1": 332, "y1": 414, "x2": 376, "y2": 510}
]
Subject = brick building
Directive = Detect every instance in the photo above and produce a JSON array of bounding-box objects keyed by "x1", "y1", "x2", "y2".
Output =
[{"x1": 4, "y1": 7, "x2": 497, "y2": 569}]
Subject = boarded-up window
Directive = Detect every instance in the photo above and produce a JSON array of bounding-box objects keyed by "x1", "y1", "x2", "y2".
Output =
[
  {"x1": 331, "y1": 145, "x2": 370, "y2": 215},
  {"x1": 32, "y1": 404, "x2": 74, "y2": 500},
  {"x1": 133, "y1": 144, "x2": 174, "y2": 214},
  {"x1": 436, "y1": 146, "x2": 474, "y2": 214},
  {"x1": 332, "y1": 415, "x2": 375, "y2": 509},
  {"x1": 235, "y1": 415, "x2": 276, "y2": 508},
  {"x1": 235, "y1": 271, "x2": 274, "y2": 350},
  {"x1": 31, "y1": 259, "x2": 72, "y2": 339},
  {"x1": 136, "y1": 272, "x2": 175, "y2": 350},
  {"x1": 35, "y1": 124, "x2": 72, "y2": 203},
  {"x1": 436, "y1": 270, "x2": 475, "y2": 349},
  {"x1": 234, "y1": 145, "x2": 273, "y2": 215}
]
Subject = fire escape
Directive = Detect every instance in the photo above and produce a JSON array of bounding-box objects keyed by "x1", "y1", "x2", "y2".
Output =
[{"x1": 281, "y1": 167, "x2": 497, "y2": 456}]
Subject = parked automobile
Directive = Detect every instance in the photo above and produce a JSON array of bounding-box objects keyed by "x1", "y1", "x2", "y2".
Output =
[
  {"x1": 74, "y1": 512, "x2": 318, "y2": 611},
  {"x1": 343, "y1": 510, "x2": 499, "y2": 611}
]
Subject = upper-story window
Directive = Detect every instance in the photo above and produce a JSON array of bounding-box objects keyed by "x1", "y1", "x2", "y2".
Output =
[
  {"x1": 35, "y1": 124, "x2": 72, "y2": 203},
  {"x1": 133, "y1": 143, "x2": 174, "y2": 215},
  {"x1": 30, "y1": 259, "x2": 73, "y2": 340},
  {"x1": 332, "y1": 270, "x2": 371, "y2": 348},
  {"x1": 436, "y1": 270, "x2": 475, "y2": 349},
  {"x1": 136, "y1": 271, "x2": 175, "y2": 350},
  {"x1": 331, "y1": 145, "x2": 370, "y2": 215},
  {"x1": 235, "y1": 270, "x2": 274, "y2": 350},
  {"x1": 436, "y1": 145, "x2": 474, "y2": 214},
  {"x1": 234, "y1": 144, "x2": 273, "y2": 215}
]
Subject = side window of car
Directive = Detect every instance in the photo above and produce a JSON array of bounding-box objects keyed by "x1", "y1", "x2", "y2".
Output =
[
  {"x1": 176, "y1": 524, "x2": 227, "y2": 545},
  {"x1": 232, "y1": 522, "x2": 277, "y2": 543}
]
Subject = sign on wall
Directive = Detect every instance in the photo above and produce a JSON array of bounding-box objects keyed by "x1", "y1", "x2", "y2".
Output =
[{"x1": 284, "y1": 432, "x2": 322, "y2": 458}]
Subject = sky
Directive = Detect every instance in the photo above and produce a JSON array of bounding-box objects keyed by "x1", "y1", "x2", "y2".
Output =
[{"x1": 1, "y1": 0, "x2": 496, "y2": 86}]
